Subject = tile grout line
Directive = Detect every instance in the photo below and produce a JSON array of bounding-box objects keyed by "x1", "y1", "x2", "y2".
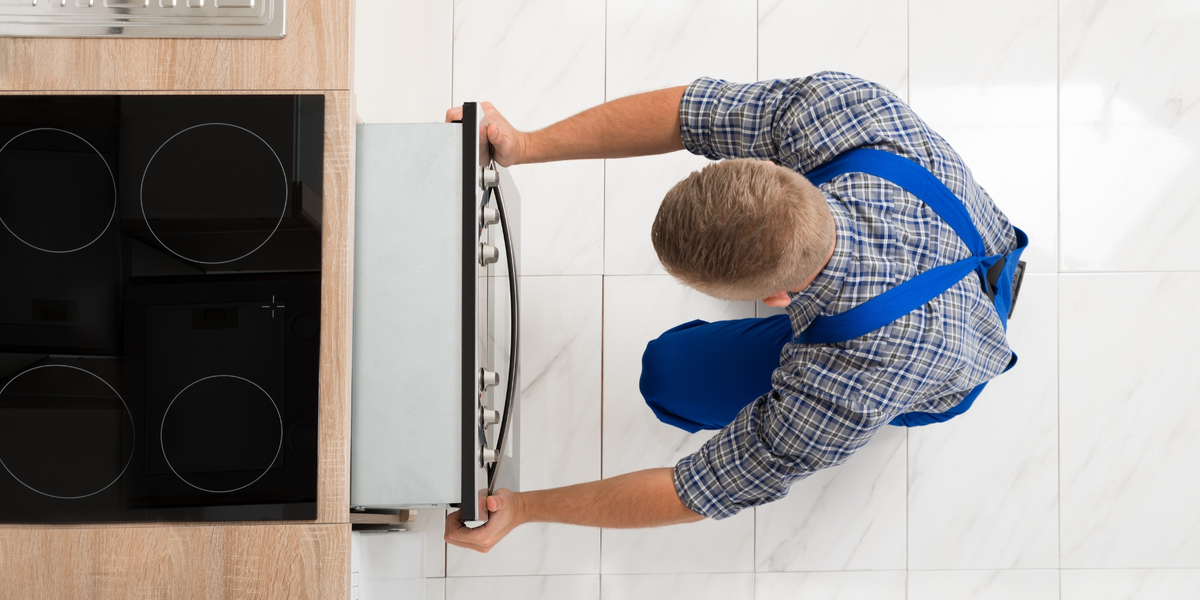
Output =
[
  {"x1": 600, "y1": 0, "x2": 608, "y2": 591},
  {"x1": 1056, "y1": 0, "x2": 1063, "y2": 597},
  {"x1": 600, "y1": 275, "x2": 606, "y2": 586}
]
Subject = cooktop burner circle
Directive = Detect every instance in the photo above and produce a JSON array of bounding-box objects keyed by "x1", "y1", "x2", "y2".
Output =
[
  {"x1": 0, "y1": 128, "x2": 117, "y2": 254},
  {"x1": 139, "y1": 123, "x2": 289, "y2": 265},
  {"x1": 0, "y1": 364, "x2": 135, "y2": 500},
  {"x1": 159, "y1": 374, "x2": 283, "y2": 494}
]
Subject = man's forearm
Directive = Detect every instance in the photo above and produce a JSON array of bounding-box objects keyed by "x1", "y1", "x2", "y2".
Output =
[
  {"x1": 521, "y1": 87, "x2": 688, "y2": 164},
  {"x1": 515, "y1": 467, "x2": 704, "y2": 529}
]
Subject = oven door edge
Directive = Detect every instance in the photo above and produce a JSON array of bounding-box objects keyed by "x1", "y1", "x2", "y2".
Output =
[{"x1": 460, "y1": 102, "x2": 490, "y2": 523}]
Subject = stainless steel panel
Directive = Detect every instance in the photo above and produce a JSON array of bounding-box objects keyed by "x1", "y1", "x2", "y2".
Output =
[
  {"x1": 350, "y1": 124, "x2": 464, "y2": 509},
  {"x1": 0, "y1": 0, "x2": 282, "y2": 38}
]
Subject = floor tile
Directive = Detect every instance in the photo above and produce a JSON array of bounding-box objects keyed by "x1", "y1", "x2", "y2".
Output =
[
  {"x1": 908, "y1": 570, "x2": 1059, "y2": 600},
  {"x1": 1060, "y1": 273, "x2": 1200, "y2": 567},
  {"x1": 408, "y1": 509, "x2": 448, "y2": 578},
  {"x1": 910, "y1": 0, "x2": 1057, "y2": 273},
  {"x1": 755, "y1": 426, "x2": 906, "y2": 572},
  {"x1": 604, "y1": 152, "x2": 713, "y2": 276},
  {"x1": 355, "y1": 0, "x2": 452, "y2": 123},
  {"x1": 600, "y1": 573, "x2": 754, "y2": 600},
  {"x1": 602, "y1": 275, "x2": 755, "y2": 476},
  {"x1": 1059, "y1": 0, "x2": 1200, "y2": 271},
  {"x1": 606, "y1": 0, "x2": 757, "y2": 100},
  {"x1": 445, "y1": 575, "x2": 600, "y2": 600},
  {"x1": 601, "y1": 515, "x2": 756, "y2": 575},
  {"x1": 449, "y1": 523, "x2": 601, "y2": 577},
  {"x1": 504, "y1": 161, "x2": 606, "y2": 276},
  {"x1": 759, "y1": 0, "x2": 908, "y2": 99},
  {"x1": 352, "y1": 531, "x2": 428, "y2": 600},
  {"x1": 453, "y1": 0, "x2": 604, "y2": 129},
  {"x1": 453, "y1": 0, "x2": 606, "y2": 275},
  {"x1": 755, "y1": 571, "x2": 907, "y2": 600},
  {"x1": 448, "y1": 276, "x2": 602, "y2": 576},
  {"x1": 426, "y1": 577, "x2": 446, "y2": 600},
  {"x1": 600, "y1": 275, "x2": 756, "y2": 574},
  {"x1": 908, "y1": 275, "x2": 1058, "y2": 569},
  {"x1": 1061, "y1": 569, "x2": 1200, "y2": 600}
]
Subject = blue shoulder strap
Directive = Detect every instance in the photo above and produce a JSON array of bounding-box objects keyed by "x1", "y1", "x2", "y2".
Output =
[
  {"x1": 795, "y1": 148, "x2": 1000, "y2": 345},
  {"x1": 805, "y1": 148, "x2": 988, "y2": 257}
]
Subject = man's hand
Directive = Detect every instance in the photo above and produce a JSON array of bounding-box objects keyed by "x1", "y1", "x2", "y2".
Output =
[
  {"x1": 446, "y1": 86, "x2": 686, "y2": 167},
  {"x1": 444, "y1": 488, "x2": 525, "y2": 553},
  {"x1": 444, "y1": 102, "x2": 528, "y2": 168},
  {"x1": 444, "y1": 468, "x2": 704, "y2": 554}
]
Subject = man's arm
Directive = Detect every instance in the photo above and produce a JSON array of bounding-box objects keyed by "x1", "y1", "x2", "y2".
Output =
[
  {"x1": 444, "y1": 468, "x2": 703, "y2": 553},
  {"x1": 444, "y1": 87, "x2": 687, "y2": 167}
]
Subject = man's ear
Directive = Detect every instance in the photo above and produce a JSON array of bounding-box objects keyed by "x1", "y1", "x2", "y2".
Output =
[{"x1": 762, "y1": 291, "x2": 790, "y2": 307}]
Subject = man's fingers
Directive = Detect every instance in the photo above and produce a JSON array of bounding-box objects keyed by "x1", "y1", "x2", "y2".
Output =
[
  {"x1": 445, "y1": 106, "x2": 463, "y2": 122},
  {"x1": 444, "y1": 509, "x2": 466, "y2": 537},
  {"x1": 486, "y1": 494, "x2": 506, "y2": 511},
  {"x1": 444, "y1": 519, "x2": 502, "y2": 553}
]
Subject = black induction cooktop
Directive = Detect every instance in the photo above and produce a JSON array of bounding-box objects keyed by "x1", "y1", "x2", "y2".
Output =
[{"x1": 0, "y1": 95, "x2": 324, "y2": 523}]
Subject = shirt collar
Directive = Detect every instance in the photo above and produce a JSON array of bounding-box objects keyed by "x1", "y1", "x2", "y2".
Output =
[{"x1": 785, "y1": 198, "x2": 853, "y2": 335}]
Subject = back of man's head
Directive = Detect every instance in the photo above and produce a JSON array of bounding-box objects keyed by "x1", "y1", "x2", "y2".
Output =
[{"x1": 651, "y1": 159, "x2": 834, "y2": 302}]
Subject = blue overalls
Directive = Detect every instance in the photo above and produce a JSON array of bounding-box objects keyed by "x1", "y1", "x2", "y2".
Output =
[{"x1": 639, "y1": 148, "x2": 1029, "y2": 432}]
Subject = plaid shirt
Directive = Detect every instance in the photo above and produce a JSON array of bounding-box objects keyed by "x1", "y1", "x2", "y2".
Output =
[{"x1": 673, "y1": 72, "x2": 1018, "y2": 520}]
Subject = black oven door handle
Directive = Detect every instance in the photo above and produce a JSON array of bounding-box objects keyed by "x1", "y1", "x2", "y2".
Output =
[{"x1": 486, "y1": 171, "x2": 519, "y2": 495}]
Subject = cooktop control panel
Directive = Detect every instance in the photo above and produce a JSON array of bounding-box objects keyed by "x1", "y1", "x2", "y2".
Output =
[{"x1": 0, "y1": 0, "x2": 284, "y2": 38}]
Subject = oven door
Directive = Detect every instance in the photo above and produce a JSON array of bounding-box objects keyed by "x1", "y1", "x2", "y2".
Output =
[{"x1": 349, "y1": 107, "x2": 520, "y2": 524}]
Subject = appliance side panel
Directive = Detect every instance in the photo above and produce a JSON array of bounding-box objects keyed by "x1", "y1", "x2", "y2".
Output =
[{"x1": 351, "y1": 123, "x2": 462, "y2": 508}]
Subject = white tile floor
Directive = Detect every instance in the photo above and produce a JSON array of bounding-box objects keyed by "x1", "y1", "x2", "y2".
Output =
[{"x1": 355, "y1": 0, "x2": 1200, "y2": 597}]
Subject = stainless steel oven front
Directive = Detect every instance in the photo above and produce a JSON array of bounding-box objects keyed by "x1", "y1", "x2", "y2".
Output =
[{"x1": 350, "y1": 103, "x2": 520, "y2": 524}]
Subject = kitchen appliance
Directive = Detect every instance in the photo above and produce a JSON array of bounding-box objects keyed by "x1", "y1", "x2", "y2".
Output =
[
  {"x1": 350, "y1": 103, "x2": 521, "y2": 524},
  {"x1": 0, "y1": 94, "x2": 324, "y2": 523},
  {"x1": 0, "y1": 0, "x2": 285, "y2": 39}
]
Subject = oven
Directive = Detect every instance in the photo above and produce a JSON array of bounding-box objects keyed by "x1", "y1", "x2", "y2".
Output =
[{"x1": 350, "y1": 103, "x2": 521, "y2": 524}]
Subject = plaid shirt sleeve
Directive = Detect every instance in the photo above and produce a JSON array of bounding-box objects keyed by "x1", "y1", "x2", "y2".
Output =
[
  {"x1": 672, "y1": 72, "x2": 962, "y2": 520},
  {"x1": 679, "y1": 72, "x2": 936, "y2": 174},
  {"x1": 673, "y1": 349, "x2": 896, "y2": 520}
]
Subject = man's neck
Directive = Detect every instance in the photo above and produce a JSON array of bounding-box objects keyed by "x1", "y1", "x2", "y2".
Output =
[{"x1": 787, "y1": 222, "x2": 838, "y2": 295}]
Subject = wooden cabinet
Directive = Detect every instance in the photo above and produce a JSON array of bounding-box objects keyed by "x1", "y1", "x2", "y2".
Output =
[
  {"x1": 0, "y1": 2, "x2": 356, "y2": 597},
  {"x1": 0, "y1": 524, "x2": 350, "y2": 600}
]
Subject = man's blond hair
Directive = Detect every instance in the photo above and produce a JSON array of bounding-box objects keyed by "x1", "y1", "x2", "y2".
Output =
[{"x1": 651, "y1": 159, "x2": 835, "y2": 302}]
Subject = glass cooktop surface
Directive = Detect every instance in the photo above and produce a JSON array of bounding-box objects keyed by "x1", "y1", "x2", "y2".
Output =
[{"x1": 0, "y1": 94, "x2": 324, "y2": 523}]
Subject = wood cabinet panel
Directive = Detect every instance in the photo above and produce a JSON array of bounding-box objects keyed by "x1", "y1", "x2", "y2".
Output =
[
  {"x1": 0, "y1": 0, "x2": 351, "y2": 91},
  {"x1": 317, "y1": 89, "x2": 354, "y2": 524},
  {"x1": 0, "y1": 524, "x2": 350, "y2": 599}
]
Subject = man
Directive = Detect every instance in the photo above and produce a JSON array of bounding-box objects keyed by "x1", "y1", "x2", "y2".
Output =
[{"x1": 443, "y1": 71, "x2": 1025, "y2": 553}]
